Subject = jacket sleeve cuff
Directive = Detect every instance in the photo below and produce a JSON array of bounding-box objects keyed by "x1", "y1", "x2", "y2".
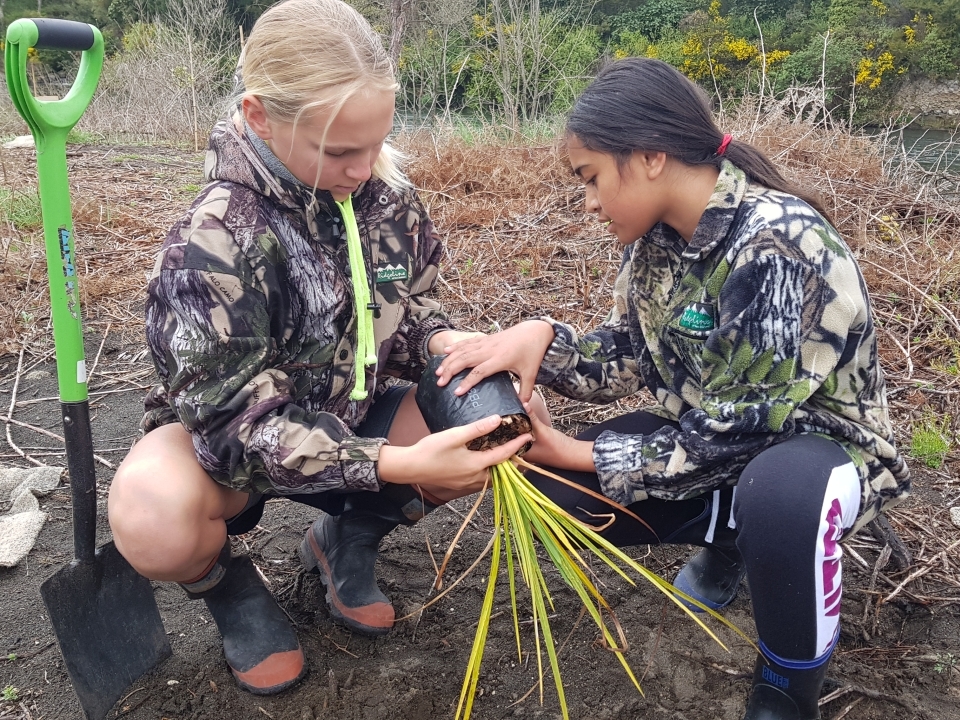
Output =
[
  {"x1": 408, "y1": 317, "x2": 456, "y2": 369},
  {"x1": 534, "y1": 316, "x2": 578, "y2": 386},
  {"x1": 593, "y1": 430, "x2": 649, "y2": 505},
  {"x1": 339, "y1": 436, "x2": 388, "y2": 492}
]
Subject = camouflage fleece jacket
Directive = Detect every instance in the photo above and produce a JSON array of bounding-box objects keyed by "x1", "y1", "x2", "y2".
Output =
[
  {"x1": 142, "y1": 111, "x2": 453, "y2": 495},
  {"x1": 537, "y1": 161, "x2": 909, "y2": 533}
]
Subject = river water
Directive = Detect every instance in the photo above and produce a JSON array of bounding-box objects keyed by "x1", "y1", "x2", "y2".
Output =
[{"x1": 868, "y1": 125, "x2": 960, "y2": 195}]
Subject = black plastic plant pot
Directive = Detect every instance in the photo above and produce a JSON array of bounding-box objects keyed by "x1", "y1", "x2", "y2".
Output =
[{"x1": 416, "y1": 355, "x2": 532, "y2": 454}]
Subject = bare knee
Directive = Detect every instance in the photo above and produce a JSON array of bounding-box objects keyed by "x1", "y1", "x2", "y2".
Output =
[{"x1": 108, "y1": 424, "x2": 240, "y2": 581}]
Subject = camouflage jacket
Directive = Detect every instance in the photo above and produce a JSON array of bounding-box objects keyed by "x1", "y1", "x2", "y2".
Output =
[
  {"x1": 142, "y1": 112, "x2": 453, "y2": 495},
  {"x1": 537, "y1": 161, "x2": 909, "y2": 533}
]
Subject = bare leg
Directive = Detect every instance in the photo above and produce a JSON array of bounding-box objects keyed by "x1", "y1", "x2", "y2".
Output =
[
  {"x1": 108, "y1": 423, "x2": 249, "y2": 582},
  {"x1": 110, "y1": 424, "x2": 306, "y2": 694}
]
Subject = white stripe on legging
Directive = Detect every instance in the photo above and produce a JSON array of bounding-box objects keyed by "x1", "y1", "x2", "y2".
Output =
[
  {"x1": 704, "y1": 489, "x2": 721, "y2": 544},
  {"x1": 813, "y1": 462, "x2": 861, "y2": 656},
  {"x1": 728, "y1": 485, "x2": 738, "y2": 530}
]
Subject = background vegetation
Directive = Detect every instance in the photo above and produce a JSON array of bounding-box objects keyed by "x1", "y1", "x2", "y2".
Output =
[{"x1": 0, "y1": 0, "x2": 958, "y2": 138}]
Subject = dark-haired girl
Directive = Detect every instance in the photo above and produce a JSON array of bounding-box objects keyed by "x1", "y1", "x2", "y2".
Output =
[{"x1": 435, "y1": 57, "x2": 909, "y2": 720}]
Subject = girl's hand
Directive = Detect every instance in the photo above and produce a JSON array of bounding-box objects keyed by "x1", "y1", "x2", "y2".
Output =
[
  {"x1": 435, "y1": 320, "x2": 555, "y2": 402},
  {"x1": 379, "y1": 415, "x2": 532, "y2": 494},
  {"x1": 428, "y1": 329, "x2": 483, "y2": 356},
  {"x1": 522, "y1": 406, "x2": 595, "y2": 473}
]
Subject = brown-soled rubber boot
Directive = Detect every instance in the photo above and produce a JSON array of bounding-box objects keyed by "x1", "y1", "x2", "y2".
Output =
[
  {"x1": 299, "y1": 484, "x2": 440, "y2": 636},
  {"x1": 182, "y1": 542, "x2": 305, "y2": 695}
]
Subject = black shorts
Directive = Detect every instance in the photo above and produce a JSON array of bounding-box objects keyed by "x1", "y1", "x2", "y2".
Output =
[{"x1": 224, "y1": 384, "x2": 413, "y2": 535}]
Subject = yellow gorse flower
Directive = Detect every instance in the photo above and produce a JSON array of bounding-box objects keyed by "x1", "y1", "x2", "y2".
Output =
[
  {"x1": 855, "y1": 51, "x2": 895, "y2": 89},
  {"x1": 725, "y1": 37, "x2": 757, "y2": 62},
  {"x1": 472, "y1": 14, "x2": 496, "y2": 40}
]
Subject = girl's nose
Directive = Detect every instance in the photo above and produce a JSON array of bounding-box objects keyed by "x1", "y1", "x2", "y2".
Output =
[
  {"x1": 584, "y1": 186, "x2": 600, "y2": 214},
  {"x1": 345, "y1": 152, "x2": 376, "y2": 182},
  {"x1": 345, "y1": 163, "x2": 372, "y2": 182}
]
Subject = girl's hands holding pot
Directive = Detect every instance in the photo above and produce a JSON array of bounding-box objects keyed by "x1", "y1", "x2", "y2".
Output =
[
  {"x1": 435, "y1": 320, "x2": 555, "y2": 403},
  {"x1": 379, "y1": 414, "x2": 531, "y2": 497}
]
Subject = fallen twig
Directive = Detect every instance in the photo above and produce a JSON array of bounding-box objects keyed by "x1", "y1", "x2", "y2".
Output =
[
  {"x1": 818, "y1": 682, "x2": 914, "y2": 712},
  {"x1": 3, "y1": 346, "x2": 41, "y2": 466},
  {"x1": 830, "y1": 696, "x2": 863, "y2": 720},
  {"x1": 669, "y1": 647, "x2": 749, "y2": 678},
  {"x1": 867, "y1": 515, "x2": 911, "y2": 571},
  {"x1": 0, "y1": 416, "x2": 115, "y2": 470}
]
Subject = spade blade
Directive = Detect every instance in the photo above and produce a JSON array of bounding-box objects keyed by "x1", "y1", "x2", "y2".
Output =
[{"x1": 40, "y1": 541, "x2": 171, "y2": 720}]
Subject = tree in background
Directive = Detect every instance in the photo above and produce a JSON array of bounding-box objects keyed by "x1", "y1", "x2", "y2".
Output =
[
  {"x1": 619, "y1": 1, "x2": 790, "y2": 102},
  {"x1": 464, "y1": 0, "x2": 599, "y2": 129},
  {"x1": 80, "y1": 0, "x2": 238, "y2": 144},
  {"x1": 106, "y1": 0, "x2": 268, "y2": 34},
  {"x1": 899, "y1": 5, "x2": 959, "y2": 78},
  {"x1": 396, "y1": 0, "x2": 474, "y2": 120},
  {"x1": 610, "y1": 0, "x2": 695, "y2": 42}
]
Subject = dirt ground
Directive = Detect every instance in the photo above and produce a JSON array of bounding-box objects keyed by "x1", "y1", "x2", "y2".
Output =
[
  {"x1": 0, "y1": 142, "x2": 958, "y2": 720},
  {"x1": 1, "y1": 357, "x2": 959, "y2": 720}
]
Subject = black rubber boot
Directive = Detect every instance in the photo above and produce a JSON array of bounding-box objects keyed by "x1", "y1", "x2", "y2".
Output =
[
  {"x1": 299, "y1": 484, "x2": 439, "y2": 636},
  {"x1": 182, "y1": 542, "x2": 305, "y2": 695},
  {"x1": 743, "y1": 651, "x2": 830, "y2": 720},
  {"x1": 674, "y1": 543, "x2": 746, "y2": 611}
]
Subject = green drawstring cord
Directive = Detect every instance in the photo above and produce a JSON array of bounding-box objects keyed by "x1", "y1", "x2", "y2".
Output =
[{"x1": 336, "y1": 195, "x2": 377, "y2": 401}]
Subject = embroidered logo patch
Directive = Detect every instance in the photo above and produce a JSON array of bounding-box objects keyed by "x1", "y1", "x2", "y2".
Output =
[
  {"x1": 678, "y1": 302, "x2": 715, "y2": 331},
  {"x1": 375, "y1": 264, "x2": 408, "y2": 283}
]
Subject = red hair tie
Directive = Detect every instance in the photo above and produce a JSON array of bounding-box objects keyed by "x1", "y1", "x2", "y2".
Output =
[{"x1": 717, "y1": 134, "x2": 733, "y2": 155}]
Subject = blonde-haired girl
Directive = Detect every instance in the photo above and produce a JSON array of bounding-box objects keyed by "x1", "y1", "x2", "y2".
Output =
[{"x1": 108, "y1": 0, "x2": 534, "y2": 695}]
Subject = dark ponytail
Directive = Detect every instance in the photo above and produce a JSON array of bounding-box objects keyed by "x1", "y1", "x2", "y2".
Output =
[{"x1": 566, "y1": 57, "x2": 831, "y2": 222}]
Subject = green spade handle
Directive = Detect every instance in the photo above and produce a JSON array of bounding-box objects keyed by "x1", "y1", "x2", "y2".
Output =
[{"x1": 5, "y1": 19, "x2": 104, "y2": 403}]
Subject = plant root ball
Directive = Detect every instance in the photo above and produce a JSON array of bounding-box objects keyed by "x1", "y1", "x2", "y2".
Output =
[{"x1": 467, "y1": 413, "x2": 532, "y2": 454}]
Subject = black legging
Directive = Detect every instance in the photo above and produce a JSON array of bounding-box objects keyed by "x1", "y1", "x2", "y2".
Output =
[{"x1": 525, "y1": 411, "x2": 860, "y2": 663}]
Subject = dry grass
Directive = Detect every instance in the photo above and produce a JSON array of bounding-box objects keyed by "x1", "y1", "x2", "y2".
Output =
[{"x1": 0, "y1": 145, "x2": 203, "y2": 357}]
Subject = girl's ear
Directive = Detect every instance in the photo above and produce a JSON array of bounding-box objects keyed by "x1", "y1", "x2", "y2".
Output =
[
  {"x1": 635, "y1": 150, "x2": 668, "y2": 180},
  {"x1": 242, "y1": 95, "x2": 273, "y2": 141}
]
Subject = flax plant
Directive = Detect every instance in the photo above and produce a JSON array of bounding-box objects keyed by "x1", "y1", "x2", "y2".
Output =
[{"x1": 451, "y1": 456, "x2": 753, "y2": 720}]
